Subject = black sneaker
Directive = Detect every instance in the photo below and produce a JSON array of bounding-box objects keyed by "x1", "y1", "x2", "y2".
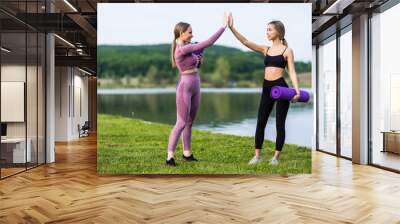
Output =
[
  {"x1": 182, "y1": 154, "x2": 198, "y2": 162},
  {"x1": 166, "y1": 158, "x2": 176, "y2": 166}
]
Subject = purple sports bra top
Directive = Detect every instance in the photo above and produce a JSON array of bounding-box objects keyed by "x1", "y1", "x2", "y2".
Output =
[{"x1": 175, "y1": 26, "x2": 226, "y2": 74}]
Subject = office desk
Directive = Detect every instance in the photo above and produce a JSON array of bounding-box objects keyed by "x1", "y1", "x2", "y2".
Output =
[
  {"x1": 381, "y1": 131, "x2": 400, "y2": 154},
  {"x1": 1, "y1": 138, "x2": 32, "y2": 163}
]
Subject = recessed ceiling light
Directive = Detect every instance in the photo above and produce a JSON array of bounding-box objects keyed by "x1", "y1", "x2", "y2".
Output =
[
  {"x1": 78, "y1": 67, "x2": 92, "y2": 76},
  {"x1": 54, "y1": 34, "x2": 75, "y2": 48},
  {"x1": 323, "y1": 0, "x2": 354, "y2": 15},
  {"x1": 1, "y1": 47, "x2": 11, "y2": 53},
  {"x1": 63, "y1": 0, "x2": 78, "y2": 12}
]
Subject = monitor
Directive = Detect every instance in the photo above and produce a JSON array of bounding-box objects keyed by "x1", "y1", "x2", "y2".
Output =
[{"x1": 1, "y1": 123, "x2": 7, "y2": 137}]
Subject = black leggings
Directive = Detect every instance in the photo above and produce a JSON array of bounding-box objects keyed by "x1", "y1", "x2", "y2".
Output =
[{"x1": 255, "y1": 77, "x2": 290, "y2": 151}]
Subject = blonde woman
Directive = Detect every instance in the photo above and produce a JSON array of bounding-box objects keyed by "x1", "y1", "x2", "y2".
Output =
[{"x1": 166, "y1": 12, "x2": 229, "y2": 166}]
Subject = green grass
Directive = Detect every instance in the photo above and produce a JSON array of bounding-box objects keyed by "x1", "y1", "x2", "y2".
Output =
[{"x1": 98, "y1": 114, "x2": 311, "y2": 175}]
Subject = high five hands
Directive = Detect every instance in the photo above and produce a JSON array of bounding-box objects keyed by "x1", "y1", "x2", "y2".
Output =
[
  {"x1": 223, "y1": 12, "x2": 230, "y2": 28},
  {"x1": 222, "y1": 12, "x2": 235, "y2": 28},
  {"x1": 228, "y1": 12, "x2": 233, "y2": 28}
]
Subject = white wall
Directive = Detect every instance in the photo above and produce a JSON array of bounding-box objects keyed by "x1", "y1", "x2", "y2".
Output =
[
  {"x1": 55, "y1": 66, "x2": 69, "y2": 141},
  {"x1": 1, "y1": 65, "x2": 26, "y2": 81},
  {"x1": 72, "y1": 72, "x2": 89, "y2": 137},
  {"x1": 54, "y1": 66, "x2": 89, "y2": 141}
]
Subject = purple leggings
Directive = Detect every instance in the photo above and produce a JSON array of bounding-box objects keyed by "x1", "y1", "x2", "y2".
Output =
[{"x1": 167, "y1": 73, "x2": 201, "y2": 152}]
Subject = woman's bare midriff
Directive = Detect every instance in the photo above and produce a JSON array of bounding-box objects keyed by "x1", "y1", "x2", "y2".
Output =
[
  {"x1": 264, "y1": 67, "x2": 285, "y2": 81},
  {"x1": 181, "y1": 67, "x2": 199, "y2": 75}
]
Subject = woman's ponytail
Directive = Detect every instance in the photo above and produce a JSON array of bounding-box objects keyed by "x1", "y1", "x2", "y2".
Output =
[
  {"x1": 282, "y1": 37, "x2": 288, "y2": 47},
  {"x1": 171, "y1": 39, "x2": 177, "y2": 68}
]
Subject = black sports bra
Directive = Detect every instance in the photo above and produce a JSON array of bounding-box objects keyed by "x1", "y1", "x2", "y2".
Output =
[{"x1": 264, "y1": 47, "x2": 287, "y2": 69}]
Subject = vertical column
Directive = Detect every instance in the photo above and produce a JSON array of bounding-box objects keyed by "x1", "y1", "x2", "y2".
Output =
[
  {"x1": 312, "y1": 45, "x2": 317, "y2": 151},
  {"x1": 88, "y1": 76, "x2": 97, "y2": 133},
  {"x1": 336, "y1": 30, "x2": 341, "y2": 157},
  {"x1": 46, "y1": 0, "x2": 55, "y2": 163},
  {"x1": 352, "y1": 14, "x2": 369, "y2": 164}
]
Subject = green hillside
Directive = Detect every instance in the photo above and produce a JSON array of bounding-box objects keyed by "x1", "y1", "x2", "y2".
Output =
[{"x1": 98, "y1": 44, "x2": 311, "y2": 88}]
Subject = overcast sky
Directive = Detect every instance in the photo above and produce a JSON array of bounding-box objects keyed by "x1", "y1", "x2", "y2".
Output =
[{"x1": 98, "y1": 3, "x2": 311, "y2": 61}]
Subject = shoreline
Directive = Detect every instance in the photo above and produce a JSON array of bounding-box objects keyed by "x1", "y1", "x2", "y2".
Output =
[{"x1": 98, "y1": 87, "x2": 313, "y2": 95}]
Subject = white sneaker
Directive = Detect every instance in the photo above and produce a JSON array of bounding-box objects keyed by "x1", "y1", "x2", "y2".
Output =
[
  {"x1": 248, "y1": 156, "x2": 263, "y2": 165},
  {"x1": 269, "y1": 158, "x2": 279, "y2": 165}
]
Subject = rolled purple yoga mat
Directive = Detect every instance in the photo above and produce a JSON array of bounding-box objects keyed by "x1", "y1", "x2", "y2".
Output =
[{"x1": 270, "y1": 86, "x2": 310, "y2": 102}]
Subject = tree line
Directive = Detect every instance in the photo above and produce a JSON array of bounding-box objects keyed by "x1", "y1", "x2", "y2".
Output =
[{"x1": 98, "y1": 44, "x2": 311, "y2": 88}]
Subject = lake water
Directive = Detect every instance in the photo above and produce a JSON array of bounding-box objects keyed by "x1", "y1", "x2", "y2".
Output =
[{"x1": 98, "y1": 88, "x2": 314, "y2": 148}]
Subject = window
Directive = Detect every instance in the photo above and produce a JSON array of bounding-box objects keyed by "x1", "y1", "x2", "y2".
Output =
[
  {"x1": 370, "y1": 3, "x2": 400, "y2": 171},
  {"x1": 339, "y1": 27, "x2": 352, "y2": 158},
  {"x1": 317, "y1": 35, "x2": 337, "y2": 154}
]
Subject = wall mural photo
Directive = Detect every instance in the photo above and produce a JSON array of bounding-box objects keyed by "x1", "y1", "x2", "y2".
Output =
[{"x1": 97, "y1": 3, "x2": 312, "y2": 174}]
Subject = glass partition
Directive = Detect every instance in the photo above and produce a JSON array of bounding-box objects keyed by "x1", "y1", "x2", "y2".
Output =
[
  {"x1": 0, "y1": 1, "x2": 46, "y2": 179},
  {"x1": 1, "y1": 30, "x2": 28, "y2": 178}
]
